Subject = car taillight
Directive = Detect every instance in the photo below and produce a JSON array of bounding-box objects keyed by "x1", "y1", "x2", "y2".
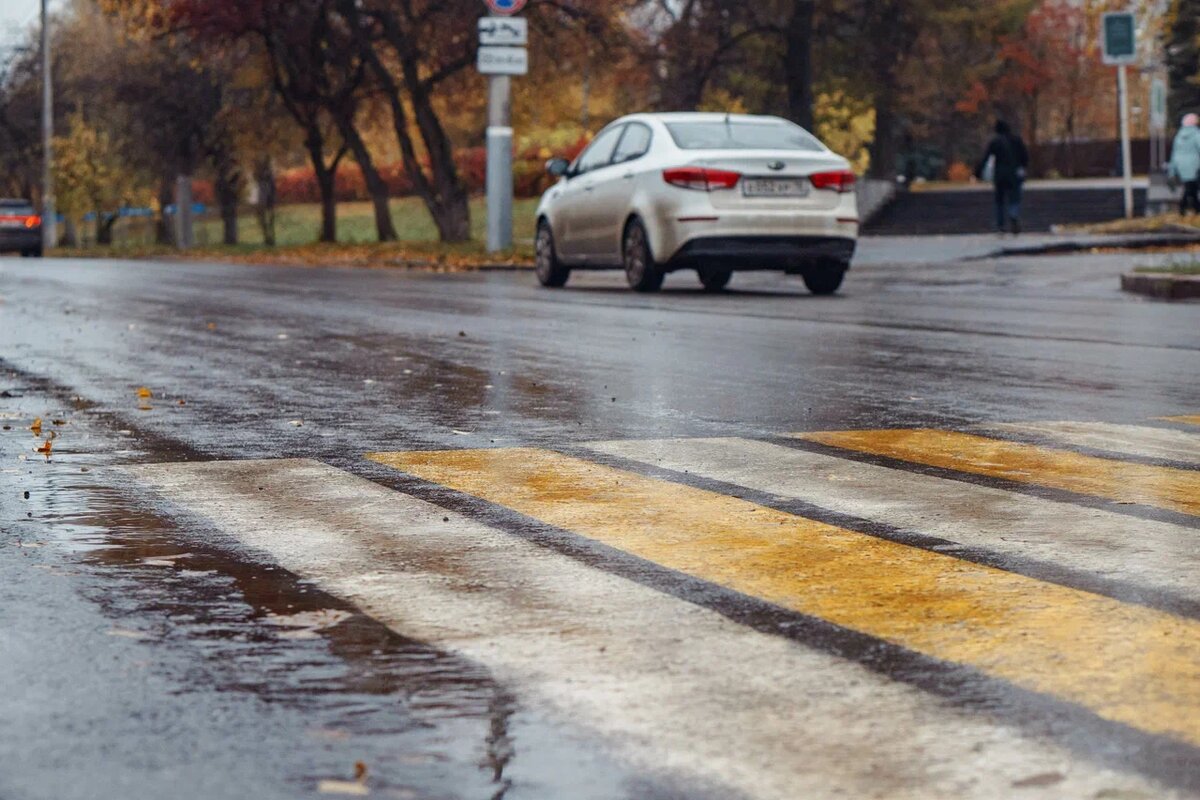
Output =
[
  {"x1": 24, "y1": 215, "x2": 40, "y2": 228},
  {"x1": 663, "y1": 166, "x2": 742, "y2": 192},
  {"x1": 809, "y1": 170, "x2": 857, "y2": 193}
]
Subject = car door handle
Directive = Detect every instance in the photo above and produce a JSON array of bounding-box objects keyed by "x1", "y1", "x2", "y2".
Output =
[
  {"x1": 622, "y1": 172, "x2": 635, "y2": 180},
  {"x1": 584, "y1": 184, "x2": 595, "y2": 191}
]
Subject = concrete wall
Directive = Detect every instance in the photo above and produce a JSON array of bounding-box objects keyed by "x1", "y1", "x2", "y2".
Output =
[{"x1": 857, "y1": 178, "x2": 897, "y2": 225}]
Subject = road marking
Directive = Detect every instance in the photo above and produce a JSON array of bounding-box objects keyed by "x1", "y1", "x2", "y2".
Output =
[
  {"x1": 1160, "y1": 415, "x2": 1200, "y2": 426},
  {"x1": 585, "y1": 437, "x2": 1200, "y2": 606},
  {"x1": 126, "y1": 458, "x2": 1171, "y2": 799},
  {"x1": 370, "y1": 447, "x2": 1200, "y2": 749},
  {"x1": 794, "y1": 429, "x2": 1200, "y2": 517},
  {"x1": 987, "y1": 421, "x2": 1200, "y2": 465}
]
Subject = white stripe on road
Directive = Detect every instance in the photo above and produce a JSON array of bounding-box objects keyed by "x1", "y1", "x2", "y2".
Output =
[
  {"x1": 585, "y1": 437, "x2": 1200, "y2": 604},
  {"x1": 128, "y1": 458, "x2": 1168, "y2": 800},
  {"x1": 987, "y1": 421, "x2": 1200, "y2": 466}
]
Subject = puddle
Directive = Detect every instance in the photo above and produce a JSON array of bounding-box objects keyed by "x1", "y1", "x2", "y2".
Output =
[{"x1": 1, "y1": 381, "x2": 680, "y2": 800}]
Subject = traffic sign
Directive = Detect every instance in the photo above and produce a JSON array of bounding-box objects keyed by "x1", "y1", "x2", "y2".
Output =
[
  {"x1": 479, "y1": 16, "x2": 527, "y2": 47},
  {"x1": 478, "y1": 46, "x2": 528, "y2": 76},
  {"x1": 1101, "y1": 12, "x2": 1136, "y2": 66},
  {"x1": 483, "y1": 0, "x2": 527, "y2": 16}
]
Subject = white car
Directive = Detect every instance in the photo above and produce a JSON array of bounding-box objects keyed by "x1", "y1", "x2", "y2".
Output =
[{"x1": 534, "y1": 112, "x2": 859, "y2": 294}]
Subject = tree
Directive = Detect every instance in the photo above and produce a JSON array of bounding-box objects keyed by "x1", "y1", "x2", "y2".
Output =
[
  {"x1": 53, "y1": 112, "x2": 143, "y2": 244},
  {"x1": 1167, "y1": 0, "x2": 1200, "y2": 123}
]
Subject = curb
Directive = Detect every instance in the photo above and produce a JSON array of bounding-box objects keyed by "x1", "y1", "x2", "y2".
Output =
[
  {"x1": 1120, "y1": 272, "x2": 1200, "y2": 300},
  {"x1": 994, "y1": 233, "x2": 1200, "y2": 258}
]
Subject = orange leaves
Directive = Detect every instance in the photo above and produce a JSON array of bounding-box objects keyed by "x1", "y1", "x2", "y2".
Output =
[
  {"x1": 136, "y1": 387, "x2": 153, "y2": 399},
  {"x1": 30, "y1": 417, "x2": 42, "y2": 436},
  {"x1": 36, "y1": 439, "x2": 53, "y2": 457}
]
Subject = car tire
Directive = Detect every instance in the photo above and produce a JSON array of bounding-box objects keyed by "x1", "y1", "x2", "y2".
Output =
[
  {"x1": 698, "y1": 268, "x2": 732, "y2": 292},
  {"x1": 30, "y1": 247, "x2": 42, "y2": 258},
  {"x1": 623, "y1": 218, "x2": 663, "y2": 292},
  {"x1": 535, "y1": 220, "x2": 570, "y2": 288},
  {"x1": 803, "y1": 263, "x2": 847, "y2": 296}
]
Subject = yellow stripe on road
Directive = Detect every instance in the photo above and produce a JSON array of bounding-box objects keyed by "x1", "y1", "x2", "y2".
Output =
[
  {"x1": 794, "y1": 429, "x2": 1200, "y2": 517},
  {"x1": 369, "y1": 447, "x2": 1200, "y2": 748},
  {"x1": 1160, "y1": 415, "x2": 1200, "y2": 426}
]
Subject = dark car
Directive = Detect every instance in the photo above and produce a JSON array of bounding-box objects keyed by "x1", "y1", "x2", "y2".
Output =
[{"x1": 0, "y1": 199, "x2": 43, "y2": 257}]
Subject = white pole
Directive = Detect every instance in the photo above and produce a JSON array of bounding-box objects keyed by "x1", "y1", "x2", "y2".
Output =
[
  {"x1": 486, "y1": 71, "x2": 513, "y2": 253},
  {"x1": 1118, "y1": 64, "x2": 1134, "y2": 219},
  {"x1": 40, "y1": 0, "x2": 56, "y2": 251}
]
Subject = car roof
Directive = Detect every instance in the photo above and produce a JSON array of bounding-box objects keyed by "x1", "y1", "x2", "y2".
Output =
[
  {"x1": 0, "y1": 198, "x2": 33, "y2": 208},
  {"x1": 614, "y1": 112, "x2": 793, "y2": 126}
]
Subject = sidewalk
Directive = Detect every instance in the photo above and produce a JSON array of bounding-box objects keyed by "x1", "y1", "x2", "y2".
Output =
[{"x1": 855, "y1": 231, "x2": 1200, "y2": 266}]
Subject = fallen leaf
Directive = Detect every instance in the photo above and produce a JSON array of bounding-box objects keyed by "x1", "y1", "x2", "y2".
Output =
[
  {"x1": 36, "y1": 440, "x2": 52, "y2": 457},
  {"x1": 29, "y1": 417, "x2": 42, "y2": 435},
  {"x1": 106, "y1": 628, "x2": 151, "y2": 640},
  {"x1": 1012, "y1": 772, "x2": 1065, "y2": 788},
  {"x1": 51, "y1": 419, "x2": 67, "y2": 426},
  {"x1": 136, "y1": 387, "x2": 153, "y2": 399},
  {"x1": 354, "y1": 762, "x2": 367, "y2": 781},
  {"x1": 317, "y1": 780, "x2": 368, "y2": 796}
]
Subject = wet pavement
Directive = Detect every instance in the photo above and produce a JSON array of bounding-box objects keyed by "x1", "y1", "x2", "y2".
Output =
[{"x1": 1, "y1": 249, "x2": 1198, "y2": 798}]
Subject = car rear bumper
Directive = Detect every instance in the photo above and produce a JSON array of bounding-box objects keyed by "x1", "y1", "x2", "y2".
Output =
[
  {"x1": 665, "y1": 235, "x2": 856, "y2": 270},
  {"x1": 0, "y1": 229, "x2": 41, "y2": 252}
]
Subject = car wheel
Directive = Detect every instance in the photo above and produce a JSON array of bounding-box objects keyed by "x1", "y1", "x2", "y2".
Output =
[
  {"x1": 803, "y1": 263, "x2": 847, "y2": 296},
  {"x1": 698, "y1": 268, "x2": 732, "y2": 292},
  {"x1": 623, "y1": 219, "x2": 662, "y2": 292},
  {"x1": 30, "y1": 247, "x2": 42, "y2": 258},
  {"x1": 535, "y1": 220, "x2": 569, "y2": 288}
]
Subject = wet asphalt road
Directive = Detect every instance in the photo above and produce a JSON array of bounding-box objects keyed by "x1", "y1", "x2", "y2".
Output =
[{"x1": 2, "y1": 248, "x2": 1199, "y2": 799}]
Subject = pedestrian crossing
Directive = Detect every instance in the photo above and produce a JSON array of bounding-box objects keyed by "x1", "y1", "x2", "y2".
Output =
[
  {"x1": 128, "y1": 416, "x2": 1200, "y2": 798},
  {"x1": 986, "y1": 420, "x2": 1200, "y2": 465}
]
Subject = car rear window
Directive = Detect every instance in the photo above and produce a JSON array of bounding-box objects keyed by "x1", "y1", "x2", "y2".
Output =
[
  {"x1": 665, "y1": 121, "x2": 824, "y2": 152},
  {"x1": 0, "y1": 199, "x2": 34, "y2": 213}
]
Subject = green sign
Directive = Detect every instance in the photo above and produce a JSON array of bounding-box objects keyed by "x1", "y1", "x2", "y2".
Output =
[{"x1": 1102, "y1": 12, "x2": 1136, "y2": 65}]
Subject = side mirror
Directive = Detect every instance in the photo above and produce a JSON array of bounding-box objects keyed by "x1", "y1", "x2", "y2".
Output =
[{"x1": 546, "y1": 157, "x2": 571, "y2": 178}]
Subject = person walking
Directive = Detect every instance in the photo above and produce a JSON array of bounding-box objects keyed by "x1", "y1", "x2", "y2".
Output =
[
  {"x1": 975, "y1": 120, "x2": 1030, "y2": 234},
  {"x1": 1168, "y1": 113, "x2": 1200, "y2": 216}
]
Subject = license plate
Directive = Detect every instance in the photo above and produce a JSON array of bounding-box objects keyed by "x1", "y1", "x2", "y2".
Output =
[{"x1": 742, "y1": 178, "x2": 809, "y2": 198}]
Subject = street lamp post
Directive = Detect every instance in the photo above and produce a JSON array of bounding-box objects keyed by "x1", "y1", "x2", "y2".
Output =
[{"x1": 40, "y1": 0, "x2": 56, "y2": 250}]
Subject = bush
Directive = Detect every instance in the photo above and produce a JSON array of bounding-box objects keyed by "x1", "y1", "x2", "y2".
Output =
[{"x1": 946, "y1": 162, "x2": 974, "y2": 183}]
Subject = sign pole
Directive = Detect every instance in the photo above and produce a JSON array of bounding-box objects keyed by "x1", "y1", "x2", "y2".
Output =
[
  {"x1": 1118, "y1": 64, "x2": 1133, "y2": 219},
  {"x1": 479, "y1": 2, "x2": 527, "y2": 253},
  {"x1": 486, "y1": 71, "x2": 513, "y2": 253},
  {"x1": 40, "y1": 0, "x2": 55, "y2": 252}
]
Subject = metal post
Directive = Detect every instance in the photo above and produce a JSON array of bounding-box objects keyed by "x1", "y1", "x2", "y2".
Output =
[
  {"x1": 1118, "y1": 64, "x2": 1134, "y2": 219},
  {"x1": 40, "y1": 0, "x2": 56, "y2": 251},
  {"x1": 486, "y1": 74, "x2": 513, "y2": 253},
  {"x1": 174, "y1": 175, "x2": 194, "y2": 249}
]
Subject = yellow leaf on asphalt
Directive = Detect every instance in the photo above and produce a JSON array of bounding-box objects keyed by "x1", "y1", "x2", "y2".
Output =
[
  {"x1": 317, "y1": 780, "x2": 368, "y2": 796},
  {"x1": 36, "y1": 440, "x2": 52, "y2": 457},
  {"x1": 30, "y1": 417, "x2": 42, "y2": 435},
  {"x1": 136, "y1": 387, "x2": 153, "y2": 399}
]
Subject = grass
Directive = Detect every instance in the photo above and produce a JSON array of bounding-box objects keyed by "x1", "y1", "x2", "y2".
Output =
[
  {"x1": 1062, "y1": 213, "x2": 1200, "y2": 236},
  {"x1": 1133, "y1": 262, "x2": 1200, "y2": 276},
  {"x1": 53, "y1": 197, "x2": 541, "y2": 270},
  {"x1": 192, "y1": 197, "x2": 541, "y2": 247}
]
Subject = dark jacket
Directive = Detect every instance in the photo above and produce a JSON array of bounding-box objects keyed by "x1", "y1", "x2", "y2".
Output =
[{"x1": 976, "y1": 133, "x2": 1030, "y2": 186}]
